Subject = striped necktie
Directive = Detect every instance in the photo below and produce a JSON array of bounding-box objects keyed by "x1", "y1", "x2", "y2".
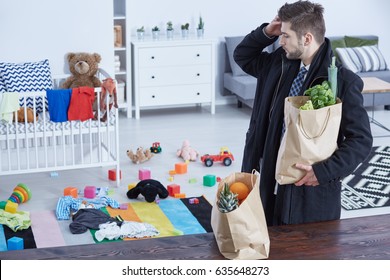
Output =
[{"x1": 289, "y1": 66, "x2": 308, "y2": 96}]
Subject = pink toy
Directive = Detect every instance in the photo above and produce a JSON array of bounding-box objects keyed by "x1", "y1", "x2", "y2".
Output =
[
  {"x1": 176, "y1": 140, "x2": 199, "y2": 161},
  {"x1": 84, "y1": 186, "x2": 96, "y2": 199},
  {"x1": 139, "y1": 168, "x2": 151, "y2": 180}
]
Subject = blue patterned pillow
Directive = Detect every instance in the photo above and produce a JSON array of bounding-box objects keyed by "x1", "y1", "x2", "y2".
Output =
[
  {"x1": 0, "y1": 59, "x2": 53, "y2": 113},
  {"x1": 0, "y1": 78, "x2": 5, "y2": 93}
]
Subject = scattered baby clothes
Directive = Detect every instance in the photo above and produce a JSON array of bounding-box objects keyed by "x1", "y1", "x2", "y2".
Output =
[
  {"x1": 69, "y1": 208, "x2": 121, "y2": 234},
  {"x1": 0, "y1": 92, "x2": 19, "y2": 123},
  {"x1": 55, "y1": 196, "x2": 120, "y2": 220},
  {"x1": 67, "y1": 87, "x2": 95, "y2": 121},
  {"x1": 0, "y1": 209, "x2": 32, "y2": 232},
  {"x1": 94, "y1": 221, "x2": 160, "y2": 242},
  {"x1": 46, "y1": 88, "x2": 72, "y2": 122}
]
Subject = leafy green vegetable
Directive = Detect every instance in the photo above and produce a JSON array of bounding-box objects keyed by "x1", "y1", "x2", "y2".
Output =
[
  {"x1": 301, "y1": 81, "x2": 336, "y2": 110},
  {"x1": 299, "y1": 100, "x2": 314, "y2": 110}
]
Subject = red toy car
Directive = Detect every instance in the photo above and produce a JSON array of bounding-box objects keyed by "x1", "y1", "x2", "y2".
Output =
[{"x1": 201, "y1": 146, "x2": 234, "y2": 167}]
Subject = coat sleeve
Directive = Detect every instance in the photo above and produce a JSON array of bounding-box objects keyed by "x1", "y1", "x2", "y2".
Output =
[
  {"x1": 312, "y1": 72, "x2": 373, "y2": 184},
  {"x1": 233, "y1": 23, "x2": 278, "y2": 78}
]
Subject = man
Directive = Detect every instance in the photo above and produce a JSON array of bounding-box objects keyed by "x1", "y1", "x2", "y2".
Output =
[{"x1": 234, "y1": 1, "x2": 372, "y2": 226}]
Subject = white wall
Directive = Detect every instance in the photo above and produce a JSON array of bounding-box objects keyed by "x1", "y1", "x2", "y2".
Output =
[
  {"x1": 1, "y1": 0, "x2": 389, "y2": 102},
  {"x1": 0, "y1": 0, "x2": 114, "y2": 76}
]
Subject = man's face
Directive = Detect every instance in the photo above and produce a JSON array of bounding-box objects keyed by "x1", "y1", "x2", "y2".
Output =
[{"x1": 279, "y1": 22, "x2": 304, "y2": 60}]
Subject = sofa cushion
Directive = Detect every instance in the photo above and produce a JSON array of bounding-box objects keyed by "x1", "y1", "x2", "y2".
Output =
[
  {"x1": 335, "y1": 48, "x2": 362, "y2": 73},
  {"x1": 354, "y1": 45, "x2": 388, "y2": 72},
  {"x1": 0, "y1": 59, "x2": 53, "y2": 113},
  {"x1": 344, "y1": 36, "x2": 378, "y2": 47},
  {"x1": 225, "y1": 36, "x2": 247, "y2": 76},
  {"x1": 330, "y1": 38, "x2": 347, "y2": 60}
]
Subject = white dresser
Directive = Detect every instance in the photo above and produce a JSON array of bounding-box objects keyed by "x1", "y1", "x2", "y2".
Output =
[{"x1": 131, "y1": 38, "x2": 216, "y2": 119}]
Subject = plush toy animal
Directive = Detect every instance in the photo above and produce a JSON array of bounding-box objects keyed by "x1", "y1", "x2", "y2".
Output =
[
  {"x1": 14, "y1": 107, "x2": 38, "y2": 123},
  {"x1": 61, "y1": 52, "x2": 102, "y2": 89},
  {"x1": 126, "y1": 179, "x2": 169, "y2": 203},
  {"x1": 127, "y1": 147, "x2": 153, "y2": 164},
  {"x1": 98, "y1": 78, "x2": 118, "y2": 122},
  {"x1": 176, "y1": 140, "x2": 199, "y2": 161}
]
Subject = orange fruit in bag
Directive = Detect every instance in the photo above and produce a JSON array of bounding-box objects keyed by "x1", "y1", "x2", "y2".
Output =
[{"x1": 229, "y1": 182, "x2": 250, "y2": 201}]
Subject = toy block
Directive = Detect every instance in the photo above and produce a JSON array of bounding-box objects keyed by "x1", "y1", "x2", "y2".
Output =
[
  {"x1": 203, "y1": 174, "x2": 216, "y2": 187},
  {"x1": 174, "y1": 193, "x2": 186, "y2": 198},
  {"x1": 167, "y1": 184, "x2": 180, "y2": 196},
  {"x1": 64, "y1": 187, "x2": 78, "y2": 198},
  {"x1": 168, "y1": 176, "x2": 174, "y2": 182},
  {"x1": 120, "y1": 203, "x2": 128, "y2": 210},
  {"x1": 175, "y1": 162, "x2": 187, "y2": 174},
  {"x1": 217, "y1": 177, "x2": 222, "y2": 182},
  {"x1": 128, "y1": 183, "x2": 137, "y2": 190},
  {"x1": 108, "y1": 169, "x2": 122, "y2": 181},
  {"x1": 189, "y1": 198, "x2": 199, "y2": 204},
  {"x1": 169, "y1": 170, "x2": 177, "y2": 175},
  {"x1": 84, "y1": 186, "x2": 96, "y2": 199},
  {"x1": 188, "y1": 178, "x2": 197, "y2": 184},
  {"x1": 0, "y1": 201, "x2": 6, "y2": 210},
  {"x1": 7, "y1": 236, "x2": 24, "y2": 250},
  {"x1": 107, "y1": 189, "x2": 115, "y2": 196},
  {"x1": 50, "y1": 171, "x2": 59, "y2": 177},
  {"x1": 138, "y1": 168, "x2": 151, "y2": 180},
  {"x1": 5, "y1": 201, "x2": 18, "y2": 214}
]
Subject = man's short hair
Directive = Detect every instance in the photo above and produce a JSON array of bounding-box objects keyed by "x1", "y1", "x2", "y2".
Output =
[{"x1": 278, "y1": 0, "x2": 325, "y2": 43}]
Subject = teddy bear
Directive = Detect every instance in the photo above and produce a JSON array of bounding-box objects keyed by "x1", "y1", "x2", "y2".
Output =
[
  {"x1": 61, "y1": 52, "x2": 102, "y2": 89},
  {"x1": 127, "y1": 147, "x2": 153, "y2": 164},
  {"x1": 126, "y1": 179, "x2": 169, "y2": 203},
  {"x1": 176, "y1": 140, "x2": 199, "y2": 161}
]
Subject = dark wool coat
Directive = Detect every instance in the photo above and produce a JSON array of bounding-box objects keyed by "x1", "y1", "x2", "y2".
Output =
[{"x1": 234, "y1": 24, "x2": 373, "y2": 226}]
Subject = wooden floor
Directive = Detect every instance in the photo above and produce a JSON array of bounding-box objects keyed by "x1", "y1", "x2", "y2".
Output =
[{"x1": 2, "y1": 214, "x2": 389, "y2": 260}]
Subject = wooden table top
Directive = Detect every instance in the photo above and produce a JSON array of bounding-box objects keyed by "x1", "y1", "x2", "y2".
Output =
[
  {"x1": 1, "y1": 213, "x2": 390, "y2": 260},
  {"x1": 361, "y1": 77, "x2": 390, "y2": 93}
]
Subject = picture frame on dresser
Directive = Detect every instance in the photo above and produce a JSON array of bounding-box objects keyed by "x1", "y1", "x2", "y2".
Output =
[{"x1": 131, "y1": 37, "x2": 216, "y2": 119}]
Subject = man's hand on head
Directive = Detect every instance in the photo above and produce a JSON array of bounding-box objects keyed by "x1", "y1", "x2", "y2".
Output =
[{"x1": 264, "y1": 16, "x2": 282, "y2": 37}]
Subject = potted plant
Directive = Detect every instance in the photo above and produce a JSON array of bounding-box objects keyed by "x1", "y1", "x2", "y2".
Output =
[
  {"x1": 197, "y1": 16, "x2": 204, "y2": 38},
  {"x1": 181, "y1": 23, "x2": 189, "y2": 38},
  {"x1": 166, "y1": 21, "x2": 174, "y2": 39},
  {"x1": 136, "y1": 26, "x2": 145, "y2": 40},
  {"x1": 151, "y1": 26, "x2": 160, "y2": 40}
]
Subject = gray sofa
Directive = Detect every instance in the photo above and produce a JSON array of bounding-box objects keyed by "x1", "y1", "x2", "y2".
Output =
[{"x1": 224, "y1": 35, "x2": 390, "y2": 108}]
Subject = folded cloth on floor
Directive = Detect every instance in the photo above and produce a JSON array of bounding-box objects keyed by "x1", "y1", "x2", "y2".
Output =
[{"x1": 0, "y1": 92, "x2": 19, "y2": 123}]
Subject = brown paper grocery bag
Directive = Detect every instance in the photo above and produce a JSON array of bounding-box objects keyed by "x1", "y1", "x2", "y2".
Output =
[
  {"x1": 275, "y1": 96, "x2": 342, "y2": 185},
  {"x1": 211, "y1": 171, "x2": 270, "y2": 260}
]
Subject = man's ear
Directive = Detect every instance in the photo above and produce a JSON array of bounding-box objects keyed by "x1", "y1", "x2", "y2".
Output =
[{"x1": 304, "y1": 32, "x2": 313, "y2": 46}]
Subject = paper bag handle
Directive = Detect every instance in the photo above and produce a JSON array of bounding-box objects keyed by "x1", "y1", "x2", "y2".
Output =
[
  {"x1": 298, "y1": 108, "x2": 331, "y2": 139},
  {"x1": 251, "y1": 169, "x2": 260, "y2": 187}
]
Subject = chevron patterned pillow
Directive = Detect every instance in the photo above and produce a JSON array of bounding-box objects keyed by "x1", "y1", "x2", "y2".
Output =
[{"x1": 0, "y1": 59, "x2": 53, "y2": 113}]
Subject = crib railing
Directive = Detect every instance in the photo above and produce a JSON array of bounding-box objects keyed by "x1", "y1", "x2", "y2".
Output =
[{"x1": 0, "y1": 69, "x2": 121, "y2": 186}]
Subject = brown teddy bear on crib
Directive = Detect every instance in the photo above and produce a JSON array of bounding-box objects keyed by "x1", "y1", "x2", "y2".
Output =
[{"x1": 61, "y1": 52, "x2": 102, "y2": 89}]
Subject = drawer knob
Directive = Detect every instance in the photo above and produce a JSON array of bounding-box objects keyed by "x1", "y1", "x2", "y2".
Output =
[
  {"x1": 151, "y1": 76, "x2": 155, "y2": 79},
  {"x1": 152, "y1": 95, "x2": 156, "y2": 98},
  {"x1": 196, "y1": 54, "x2": 200, "y2": 57},
  {"x1": 151, "y1": 56, "x2": 155, "y2": 59},
  {"x1": 197, "y1": 92, "x2": 200, "y2": 95},
  {"x1": 196, "y1": 73, "x2": 200, "y2": 76}
]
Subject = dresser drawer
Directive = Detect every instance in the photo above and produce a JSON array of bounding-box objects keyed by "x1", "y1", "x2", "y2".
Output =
[
  {"x1": 138, "y1": 65, "x2": 211, "y2": 87},
  {"x1": 138, "y1": 45, "x2": 211, "y2": 67},
  {"x1": 139, "y1": 84, "x2": 212, "y2": 106}
]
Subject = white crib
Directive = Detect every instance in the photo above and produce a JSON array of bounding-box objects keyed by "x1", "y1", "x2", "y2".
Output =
[{"x1": 0, "y1": 70, "x2": 120, "y2": 186}]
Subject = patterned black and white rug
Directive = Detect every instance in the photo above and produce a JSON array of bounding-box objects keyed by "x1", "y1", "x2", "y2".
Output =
[{"x1": 341, "y1": 146, "x2": 390, "y2": 210}]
